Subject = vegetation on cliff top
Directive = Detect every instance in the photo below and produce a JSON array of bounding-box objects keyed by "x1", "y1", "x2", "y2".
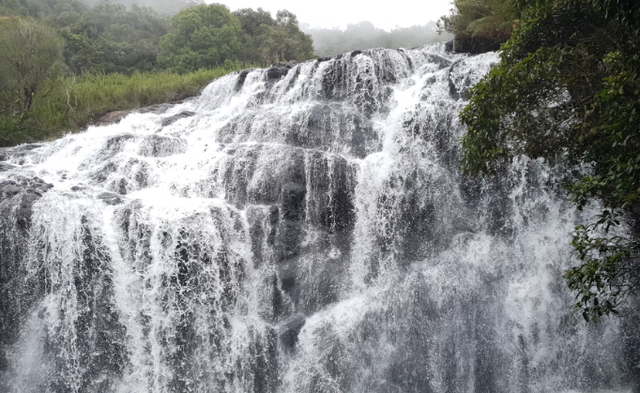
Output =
[
  {"x1": 0, "y1": 1, "x2": 312, "y2": 146},
  {"x1": 0, "y1": 65, "x2": 247, "y2": 146},
  {"x1": 438, "y1": 0, "x2": 517, "y2": 53}
]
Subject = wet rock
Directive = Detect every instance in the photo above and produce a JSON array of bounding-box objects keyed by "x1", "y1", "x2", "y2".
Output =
[
  {"x1": 0, "y1": 148, "x2": 9, "y2": 161},
  {"x1": 0, "y1": 162, "x2": 14, "y2": 172},
  {"x1": 1, "y1": 184, "x2": 22, "y2": 197},
  {"x1": 448, "y1": 59, "x2": 472, "y2": 100},
  {"x1": 98, "y1": 134, "x2": 136, "y2": 160},
  {"x1": 351, "y1": 50, "x2": 363, "y2": 57},
  {"x1": 281, "y1": 182, "x2": 306, "y2": 221},
  {"x1": 445, "y1": 40, "x2": 454, "y2": 52},
  {"x1": 98, "y1": 192, "x2": 123, "y2": 205},
  {"x1": 448, "y1": 56, "x2": 496, "y2": 100},
  {"x1": 137, "y1": 103, "x2": 173, "y2": 115},
  {"x1": 253, "y1": 327, "x2": 279, "y2": 393},
  {"x1": 266, "y1": 64, "x2": 290, "y2": 81},
  {"x1": 138, "y1": 135, "x2": 187, "y2": 157},
  {"x1": 278, "y1": 314, "x2": 306, "y2": 351},
  {"x1": 3, "y1": 144, "x2": 43, "y2": 162},
  {"x1": 235, "y1": 68, "x2": 254, "y2": 91},
  {"x1": 0, "y1": 175, "x2": 53, "y2": 371},
  {"x1": 317, "y1": 57, "x2": 332, "y2": 63},
  {"x1": 14, "y1": 143, "x2": 42, "y2": 152},
  {"x1": 0, "y1": 177, "x2": 53, "y2": 201},
  {"x1": 161, "y1": 111, "x2": 195, "y2": 127},
  {"x1": 425, "y1": 54, "x2": 453, "y2": 69}
]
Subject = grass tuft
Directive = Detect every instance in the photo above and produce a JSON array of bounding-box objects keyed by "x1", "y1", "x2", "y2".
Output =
[{"x1": 0, "y1": 63, "x2": 255, "y2": 146}]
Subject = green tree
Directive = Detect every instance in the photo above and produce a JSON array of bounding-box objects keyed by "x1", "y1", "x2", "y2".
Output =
[
  {"x1": 438, "y1": 0, "x2": 516, "y2": 53},
  {"x1": 62, "y1": 1, "x2": 170, "y2": 74},
  {"x1": 158, "y1": 3, "x2": 243, "y2": 73},
  {"x1": 459, "y1": 0, "x2": 640, "y2": 321},
  {"x1": 233, "y1": 7, "x2": 273, "y2": 36},
  {"x1": 0, "y1": 17, "x2": 64, "y2": 120},
  {"x1": 233, "y1": 8, "x2": 314, "y2": 64}
]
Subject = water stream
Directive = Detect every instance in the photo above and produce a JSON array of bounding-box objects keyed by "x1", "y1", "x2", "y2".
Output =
[{"x1": 0, "y1": 44, "x2": 637, "y2": 393}]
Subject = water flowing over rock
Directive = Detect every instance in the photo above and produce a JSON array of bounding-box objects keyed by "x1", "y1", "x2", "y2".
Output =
[{"x1": 0, "y1": 45, "x2": 638, "y2": 393}]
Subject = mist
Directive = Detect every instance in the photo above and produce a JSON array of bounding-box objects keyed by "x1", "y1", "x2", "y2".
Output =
[
  {"x1": 77, "y1": 1, "x2": 452, "y2": 56},
  {"x1": 302, "y1": 21, "x2": 453, "y2": 58},
  {"x1": 81, "y1": 0, "x2": 202, "y2": 15}
]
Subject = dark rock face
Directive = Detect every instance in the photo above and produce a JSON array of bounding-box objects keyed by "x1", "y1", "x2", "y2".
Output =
[
  {"x1": 0, "y1": 176, "x2": 53, "y2": 206},
  {"x1": 236, "y1": 68, "x2": 255, "y2": 91},
  {"x1": 138, "y1": 134, "x2": 187, "y2": 157},
  {"x1": 98, "y1": 134, "x2": 136, "y2": 160},
  {"x1": 445, "y1": 40, "x2": 454, "y2": 52},
  {"x1": 161, "y1": 111, "x2": 195, "y2": 127},
  {"x1": 266, "y1": 64, "x2": 293, "y2": 82},
  {"x1": 0, "y1": 176, "x2": 53, "y2": 373},
  {"x1": 278, "y1": 314, "x2": 306, "y2": 351},
  {"x1": 216, "y1": 103, "x2": 378, "y2": 158},
  {"x1": 97, "y1": 191, "x2": 123, "y2": 205},
  {"x1": 0, "y1": 148, "x2": 9, "y2": 161},
  {"x1": 452, "y1": 36, "x2": 502, "y2": 54}
]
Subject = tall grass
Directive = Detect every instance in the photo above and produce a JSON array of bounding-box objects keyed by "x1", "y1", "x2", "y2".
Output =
[{"x1": 0, "y1": 64, "x2": 256, "y2": 146}]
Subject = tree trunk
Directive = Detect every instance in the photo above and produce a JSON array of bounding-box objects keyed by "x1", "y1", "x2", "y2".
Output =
[{"x1": 23, "y1": 87, "x2": 35, "y2": 113}]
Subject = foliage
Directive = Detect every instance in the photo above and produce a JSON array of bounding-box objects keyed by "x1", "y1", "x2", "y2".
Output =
[
  {"x1": 158, "y1": 5, "x2": 313, "y2": 72},
  {"x1": 0, "y1": 63, "x2": 248, "y2": 146},
  {"x1": 438, "y1": 0, "x2": 517, "y2": 53},
  {"x1": 0, "y1": 1, "x2": 315, "y2": 146},
  {"x1": 158, "y1": 4, "x2": 243, "y2": 73},
  {"x1": 0, "y1": 0, "x2": 172, "y2": 75},
  {"x1": 459, "y1": 0, "x2": 640, "y2": 320},
  {"x1": 0, "y1": 1, "x2": 315, "y2": 74},
  {"x1": 304, "y1": 21, "x2": 448, "y2": 57},
  {"x1": 233, "y1": 8, "x2": 314, "y2": 63},
  {"x1": 0, "y1": 17, "x2": 64, "y2": 124},
  {"x1": 81, "y1": 0, "x2": 202, "y2": 16},
  {"x1": 59, "y1": 2, "x2": 171, "y2": 74}
]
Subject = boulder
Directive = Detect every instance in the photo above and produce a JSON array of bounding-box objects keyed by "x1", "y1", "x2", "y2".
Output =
[
  {"x1": 98, "y1": 192, "x2": 124, "y2": 206},
  {"x1": 161, "y1": 111, "x2": 195, "y2": 127},
  {"x1": 0, "y1": 147, "x2": 9, "y2": 161},
  {"x1": 266, "y1": 64, "x2": 291, "y2": 81},
  {"x1": 278, "y1": 314, "x2": 306, "y2": 351},
  {"x1": 445, "y1": 40, "x2": 454, "y2": 52},
  {"x1": 0, "y1": 163, "x2": 14, "y2": 172},
  {"x1": 235, "y1": 68, "x2": 254, "y2": 91},
  {"x1": 0, "y1": 177, "x2": 53, "y2": 200}
]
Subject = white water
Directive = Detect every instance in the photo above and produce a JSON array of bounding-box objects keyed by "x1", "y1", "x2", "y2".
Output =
[{"x1": 0, "y1": 45, "x2": 636, "y2": 393}]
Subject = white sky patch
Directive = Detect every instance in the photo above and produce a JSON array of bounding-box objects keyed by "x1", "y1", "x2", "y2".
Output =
[{"x1": 209, "y1": 0, "x2": 453, "y2": 31}]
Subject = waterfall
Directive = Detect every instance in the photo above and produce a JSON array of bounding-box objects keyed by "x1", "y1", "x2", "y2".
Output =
[{"x1": 0, "y1": 44, "x2": 637, "y2": 393}]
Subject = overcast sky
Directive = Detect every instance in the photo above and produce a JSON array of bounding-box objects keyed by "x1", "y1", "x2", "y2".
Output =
[{"x1": 208, "y1": 0, "x2": 454, "y2": 31}]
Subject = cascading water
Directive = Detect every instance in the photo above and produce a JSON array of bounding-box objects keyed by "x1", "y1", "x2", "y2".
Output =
[{"x1": 0, "y1": 44, "x2": 638, "y2": 393}]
